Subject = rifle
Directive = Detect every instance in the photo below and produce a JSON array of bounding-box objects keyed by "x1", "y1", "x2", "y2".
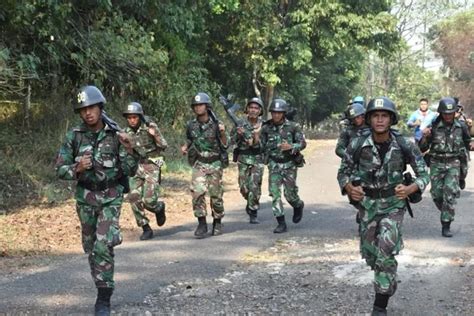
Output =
[
  {"x1": 207, "y1": 108, "x2": 229, "y2": 168},
  {"x1": 219, "y1": 95, "x2": 243, "y2": 127}
]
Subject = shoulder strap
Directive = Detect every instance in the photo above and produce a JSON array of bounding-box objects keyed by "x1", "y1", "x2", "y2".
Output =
[
  {"x1": 352, "y1": 130, "x2": 371, "y2": 164},
  {"x1": 73, "y1": 130, "x2": 83, "y2": 157}
]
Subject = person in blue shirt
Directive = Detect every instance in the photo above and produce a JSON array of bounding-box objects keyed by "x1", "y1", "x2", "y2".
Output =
[{"x1": 407, "y1": 98, "x2": 437, "y2": 143}]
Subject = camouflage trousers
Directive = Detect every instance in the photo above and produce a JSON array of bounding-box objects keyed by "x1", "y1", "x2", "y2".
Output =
[
  {"x1": 359, "y1": 206, "x2": 404, "y2": 296},
  {"x1": 76, "y1": 197, "x2": 123, "y2": 289},
  {"x1": 128, "y1": 161, "x2": 162, "y2": 227},
  {"x1": 238, "y1": 161, "x2": 264, "y2": 211},
  {"x1": 268, "y1": 164, "x2": 303, "y2": 217},
  {"x1": 190, "y1": 162, "x2": 225, "y2": 218},
  {"x1": 430, "y1": 160, "x2": 461, "y2": 223}
]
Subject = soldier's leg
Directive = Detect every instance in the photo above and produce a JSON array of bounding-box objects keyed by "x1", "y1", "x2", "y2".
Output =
[
  {"x1": 76, "y1": 203, "x2": 98, "y2": 281},
  {"x1": 429, "y1": 163, "x2": 445, "y2": 212},
  {"x1": 246, "y1": 163, "x2": 263, "y2": 209},
  {"x1": 282, "y1": 167, "x2": 304, "y2": 223},
  {"x1": 359, "y1": 213, "x2": 378, "y2": 270},
  {"x1": 268, "y1": 166, "x2": 284, "y2": 217},
  {"x1": 91, "y1": 200, "x2": 123, "y2": 289},
  {"x1": 191, "y1": 166, "x2": 209, "y2": 238},
  {"x1": 141, "y1": 163, "x2": 161, "y2": 211},
  {"x1": 209, "y1": 167, "x2": 225, "y2": 219},
  {"x1": 269, "y1": 166, "x2": 287, "y2": 233},
  {"x1": 191, "y1": 166, "x2": 208, "y2": 218},
  {"x1": 238, "y1": 162, "x2": 250, "y2": 200},
  {"x1": 128, "y1": 170, "x2": 150, "y2": 228},
  {"x1": 142, "y1": 164, "x2": 166, "y2": 227},
  {"x1": 441, "y1": 163, "x2": 461, "y2": 223},
  {"x1": 373, "y1": 209, "x2": 404, "y2": 296}
]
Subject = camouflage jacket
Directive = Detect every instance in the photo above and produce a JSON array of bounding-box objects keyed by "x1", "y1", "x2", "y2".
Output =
[
  {"x1": 186, "y1": 118, "x2": 229, "y2": 168},
  {"x1": 335, "y1": 124, "x2": 370, "y2": 158},
  {"x1": 261, "y1": 119, "x2": 306, "y2": 169},
  {"x1": 231, "y1": 118, "x2": 263, "y2": 164},
  {"x1": 55, "y1": 122, "x2": 139, "y2": 205},
  {"x1": 337, "y1": 132, "x2": 429, "y2": 212},
  {"x1": 420, "y1": 119, "x2": 471, "y2": 158},
  {"x1": 125, "y1": 121, "x2": 167, "y2": 159}
]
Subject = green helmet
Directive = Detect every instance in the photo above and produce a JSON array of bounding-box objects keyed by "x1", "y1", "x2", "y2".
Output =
[
  {"x1": 437, "y1": 97, "x2": 457, "y2": 114},
  {"x1": 74, "y1": 85, "x2": 106, "y2": 113},
  {"x1": 123, "y1": 102, "x2": 144, "y2": 117},
  {"x1": 269, "y1": 98, "x2": 288, "y2": 112},
  {"x1": 191, "y1": 92, "x2": 211, "y2": 106},
  {"x1": 348, "y1": 103, "x2": 366, "y2": 119},
  {"x1": 365, "y1": 97, "x2": 398, "y2": 125}
]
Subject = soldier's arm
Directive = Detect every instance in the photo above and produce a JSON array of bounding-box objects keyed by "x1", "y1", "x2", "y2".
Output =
[
  {"x1": 335, "y1": 129, "x2": 349, "y2": 158},
  {"x1": 150, "y1": 124, "x2": 168, "y2": 150},
  {"x1": 118, "y1": 141, "x2": 139, "y2": 177},
  {"x1": 461, "y1": 122, "x2": 472, "y2": 151},
  {"x1": 337, "y1": 138, "x2": 357, "y2": 195},
  {"x1": 291, "y1": 123, "x2": 306, "y2": 154},
  {"x1": 218, "y1": 121, "x2": 230, "y2": 149},
  {"x1": 55, "y1": 131, "x2": 80, "y2": 181},
  {"x1": 407, "y1": 141, "x2": 429, "y2": 193}
]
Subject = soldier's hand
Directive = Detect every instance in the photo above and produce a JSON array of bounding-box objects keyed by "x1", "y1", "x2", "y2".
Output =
[
  {"x1": 77, "y1": 153, "x2": 92, "y2": 173},
  {"x1": 279, "y1": 141, "x2": 292, "y2": 151},
  {"x1": 414, "y1": 119, "x2": 421, "y2": 126},
  {"x1": 218, "y1": 123, "x2": 226, "y2": 134},
  {"x1": 395, "y1": 183, "x2": 417, "y2": 200},
  {"x1": 181, "y1": 144, "x2": 188, "y2": 155},
  {"x1": 147, "y1": 126, "x2": 157, "y2": 137},
  {"x1": 118, "y1": 132, "x2": 134, "y2": 151},
  {"x1": 236, "y1": 127, "x2": 244, "y2": 136},
  {"x1": 345, "y1": 183, "x2": 364, "y2": 201},
  {"x1": 466, "y1": 118, "x2": 473, "y2": 127},
  {"x1": 422, "y1": 127, "x2": 431, "y2": 136}
]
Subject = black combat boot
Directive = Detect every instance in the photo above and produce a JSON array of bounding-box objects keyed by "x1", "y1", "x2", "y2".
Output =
[
  {"x1": 460, "y1": 179, "x2": 466, "y2": 190},
  {"x1": 154, "y1": 201, "x2": 166, "y2": 226},
  {"x1": 371, "y1": 293, "x2": 389, "y2": 316},
  {"x1": 94, "y1": 287, "x2": 113, "y2": 316},
  {"x1": 273, "y1": 216, "x2": 287, "y2": 233},
  {"x1": 139, "y1": 224, "x2": 153, "y2": 240},
  {"x1": 292, "y1": 201, "x2": 304, "y2": 223},
  {"x1": 212, "y1": 218, "x2": 223, "y2": 236},
  {"x1": 246, "y1": 206, "x2": 259, "y2": 224},
  {"x1": 442, "y1": 221, "x2": 453, "y2": 237},
  {"x1": 194, "y1": 216, "x2": 208, "y2": 238}
]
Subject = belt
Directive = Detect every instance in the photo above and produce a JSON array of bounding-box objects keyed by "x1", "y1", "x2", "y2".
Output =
[
  {"x1": 78, "y1": 179, "x2": 119, "y2": 191},
  {"x1": 430, "y1": 155, "x2": 459, "y2": 163},
  {"x1": 269, "y1": 156, "x2": 293, "y2": 163},
  {"x1": 238, "y1": 148, "x2": 262, "y2": 156},
  {"x1": 363, "y1": 187, "x2": 396, "y2": 199},
  {"x1": 197, "y1": 155, "x2": 220, "y2": 163}
]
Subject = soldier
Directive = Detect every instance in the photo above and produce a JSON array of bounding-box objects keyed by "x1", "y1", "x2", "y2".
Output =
[
  {"x1": 231, "y1": 97, "x2": 264, "y2": 224},
  {"x1": 123, "y1": 102, "x2": 168, "y2": 240},
  {"x1": 335, "y1": 102, "x2": 369, "y2": 158},
  {"x1": 181, "y1": 92, "x2": 229, "y2": 238},
  {"x1": 261, "y1": 98, "x2": 306, "y2": 233},
  {"x1": 337, "y1": 97, "x2": 429, "y2": 315},
  {"x1": 419, "y1": 97, "x2": 471, "y2": 237},
  {"x1": 55, "y1": 86, "x2": 138, "y2": 316}
]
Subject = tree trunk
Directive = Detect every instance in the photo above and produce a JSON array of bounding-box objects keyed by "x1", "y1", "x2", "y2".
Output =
[{"x1": 23, "y1": 81, "x2": 31, "y2": 129}]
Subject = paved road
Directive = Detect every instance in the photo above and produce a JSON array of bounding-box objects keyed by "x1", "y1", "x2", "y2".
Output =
[{"x1": 1, "y1": 140, "x2": 473, "y2": 314}]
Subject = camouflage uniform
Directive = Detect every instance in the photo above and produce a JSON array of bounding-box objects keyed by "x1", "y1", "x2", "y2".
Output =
[
  {"x1": 186, "y1": 118, "x2": 229, "y2": 219},
  {"x1": 231, "y1": 118, "x2": 264, "y2": 212},
  {"x1": 335, "y1": 124, "x2": 369, "y2": 158},
  {"x1": 338, "y1": 131, "x2": 429, "y2": 296},
  {"x1": 261, "y1": 119, "x2": 306, "y2": 217},
  {"x1": 420, "y1": 118, "x2": 470, "y2": 223},
  {"x1": 56, "y1": 123, "x2": 138, "y2": 289},
  {"x1": 125, "y1": 122, "x2": 167, "y2": 227}
]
